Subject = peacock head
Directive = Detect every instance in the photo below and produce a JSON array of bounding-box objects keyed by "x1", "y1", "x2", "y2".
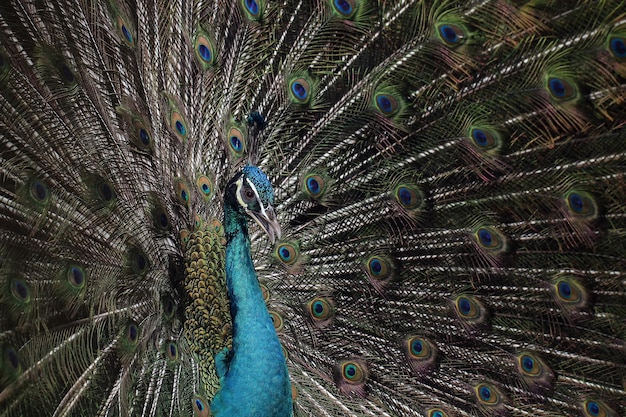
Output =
[{"x1": 225, "y1": 165, "x2": 281, "y2": 243}]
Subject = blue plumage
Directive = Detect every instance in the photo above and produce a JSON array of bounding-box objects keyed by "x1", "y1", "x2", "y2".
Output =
[{"x1": 212, "y1": 166, "x2": 291, "y2": 416}]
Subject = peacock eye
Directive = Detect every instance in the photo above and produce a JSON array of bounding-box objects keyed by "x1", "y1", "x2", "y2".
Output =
[{"x1": 242, "y1": 187, "x2": 255, "y2": 202}]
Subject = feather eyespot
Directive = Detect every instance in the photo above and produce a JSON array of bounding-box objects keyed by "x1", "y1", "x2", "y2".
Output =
[
  {"x1": 275, "y1": 242, "x2": 300, "y2": 266},
  {"x1": 162, "y1": 297, "x2": 176, "y2": 319},
  {"x1": 451, "y1": 295, "x2": 489, "y2": 329},
  {"x1": 116, "y1": 16, "x2": 134, "y2": 46},
  {"x1": 428, "y1": 409, "x2": 448, "y2": 417},
  {"x1": 67, "y1": 265, "x2": 86, "y2": 289},
  {"x1": 362, "y1": 254, "x2": 396, "y2": 293},
  {"x1": 194, "y1": 34, "x2": 215, "y2": 66},
  {"x1": 475, "y1": 383, "x2": 500, "y2": 405},
  {"x1": 58, "y1": 62, "x2": 75, "y2": 84},
  {"x1": 437, "y1": 24, "x2": 465, "y2": 46},
  {"x1": 519, "y1": 353, "x2": 540, "y2": 376},
  {"x1": 301, "y1": 172, "x2": 332, "y2": 200},
  {"x1": 269, "y1": 311, "x2": 284, "y2": 331},
  {"x1": 196, "y1": 175, "x2": 213, "y2": 200},
  {"x1": 478, "y1": 228, "x2": 493, "y2": 246},
  {"x1": 126, "y1": 323, "x2": 139, "y2": 344},
  {"x1": 279, "y1": 245, "x2": 293, "y2": 263},
  {"x1": 2, "y1": 346, "x2": 21, "y2": 381},
  {"x1": 470, "y1": 127, "x2": 499, "y2": 151},
  {"x1": 365, "y1": 255, "x2": 391, "y2": 280},
  {"x1": 307, "y1": 177, "x2": 320, "y2": 194},
  {"x1": 333, "y1": 359, "x2": 368, "y2": 397},
  {"x1": 568, "y1": 192, "x2": 584, "y2": 212},
  {"x1": 311, "y1": 299, "x2": 329, "y2": 318},
  {"x1": 29, "y1": 179, "x2": 50, "y2": 204},
  {"x1": 194, "y1": 398, "x2": 205, "y2": 411},
  {"x1": 11, "y1": 279, "x2": 30, "y2": 303},
  {"x1": 121, "y1": 25, "x2": 133, "y2": 43},
  {"x1": 394, "y1": 184, "x2": 424, "y2": 211},
  {"x1": 403, "y1": 336, "x2": 440, "y2": 374},
  {"x1": 546, "y1": 76, "x2": 577, "y2": 102},
  {"x1": 455, "y1": 296, "x2": 479, "y2": 319},
  {"x1": 407, "y1": 336, "x2": 433, "y2": 359},
  {"x1": 551, "y1": 276, "x2": 589, "y2": 314},
  {"x1": 515, "y1": 351, "x2": 555, "y2": 392},
  {"x1": 474, "y1": 226, "x2": 506, "y2": 252},
  {"x1": 553, "y1": 278, "x2": 585, "y2": 304},
  {"x1": 209, "y1": 218, "x2": 223, "y2": 235},
  {"x1": 139, "y1": 128, "x2": 150, "y2": 145},
  {"x1": 129, "y1": 248, "x2": 149, "y2": 275},
  {"x1": 130, "y1": 118, "x2": 153, "y2": 152},
  {"x1": 582, "y1": 399, "x2": 615, "y2": 417},
  {"x1": 586, "y1": 401, "x2": 602, "y2": 417},
  {"x1": 192, "y1": 396, "x2": 210, "y2": 417},
  {"x1": 38, "y1": 51, "x2": 78, "y2": 89},
  {"x1": 174, "y1": 178, "x2": 191, "y2": 206},
  {"x1": 375, "y1": 93, "x2": 399, "y2": 116},
  {"x1": 231, "y1": 135, "x2": 243, "y2": 152},
  {"x1": 242, "y1": 0, "x2": 263, "y2": 19},
  {"x1": 165, "y1": 341, "x2": 178, "y2": 361},
  {"x1": 341, "y1": 361, "x2": 365, "y2": 383},
  {"x1": 558, "y1": 281, "x2": 575, "y2": 300},
  {"x1": 332, "y1": 0, "x2": 357, "y2": 18},
  {"x1": 198, "y1": 44, "x2": 211, "y2": 61},
  {"x1": 180, "y1": 229, "x2": 190, "y2": 246},
  {"x1": 169, "y1": 110, "x2": 188, "y2": 140},
  {"x1": 304, "y1": 174, "x2": 325, "y2": 198},
  {"x1": 228, "y1": 127, "x2": 245, "y2": 156},
  {"x1": 609, "y1": 36, "x2": 626, "y2": 59},
  {"x1": 307, "y1": 297, "x2": 334, "y2": 321},
  {"x1": 83, "y1": 174, "x2": 115, "y2": 209},
  {"x1": 97, "y1": 180, "x2": 116, "y2": 203},
  {"x1": 194, "y1": 215, "x2": 203, "y2": 230},
  {"x1": 397, "y1": 187, "x2": 413, "y2": 205},
  {"x1": 134, "y1": 253, "x2": 147, "y2": 271},
  {"x1": 565, "y1": 191, "x2": 597, "y2": 218},
  {"x1": 175, "y1": 120, "x2": 186, "y2": 136},
  {"x1": 3, "y1": 346, "x2": 20, "y2": 372},
  {"x1": 289, "y1": 78, "x2": 311, "y2": 104},
  {"x1": 152, "y1": 206, "x2": 170, "y2": 232}
]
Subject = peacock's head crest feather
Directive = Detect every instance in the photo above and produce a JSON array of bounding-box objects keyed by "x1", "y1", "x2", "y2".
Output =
[{"x1": 225, "y1": 165, "x2": 281, "y2": 243}]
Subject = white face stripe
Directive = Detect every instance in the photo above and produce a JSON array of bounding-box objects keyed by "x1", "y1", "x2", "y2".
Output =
[
  {"x1": 233, "y1": 175, "x2": 280, "y2": 243},
  {"x1": 235, "y1": 177, "x2": 268, "y2": 216}
]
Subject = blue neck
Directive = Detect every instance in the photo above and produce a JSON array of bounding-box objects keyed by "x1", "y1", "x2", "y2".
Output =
[{"x1": 210, "y1": 205, "x2": 292, "y2": 416}]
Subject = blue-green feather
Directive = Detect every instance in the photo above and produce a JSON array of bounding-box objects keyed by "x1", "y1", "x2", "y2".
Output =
[{"x1": 211, "y1": 166, "x2": 291, "y2": 416}]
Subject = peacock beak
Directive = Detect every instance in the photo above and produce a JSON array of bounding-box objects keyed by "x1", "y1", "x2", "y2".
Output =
[{"x1": 249, "y1": 206, "x2": 281, "y2": 244}]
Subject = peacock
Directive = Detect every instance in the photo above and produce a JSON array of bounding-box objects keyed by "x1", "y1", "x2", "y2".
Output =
[{"x1": 0, "y1": 0, "x2": 625, "y2": 415}]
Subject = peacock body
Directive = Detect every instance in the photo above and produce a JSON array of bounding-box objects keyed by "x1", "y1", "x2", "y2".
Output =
[
  {"x1": 212, "y1": 165, "x2": 291, "y2": 416},
  {"x1": 0, "y1": 0, "x2": 625, "y2": 416}
]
